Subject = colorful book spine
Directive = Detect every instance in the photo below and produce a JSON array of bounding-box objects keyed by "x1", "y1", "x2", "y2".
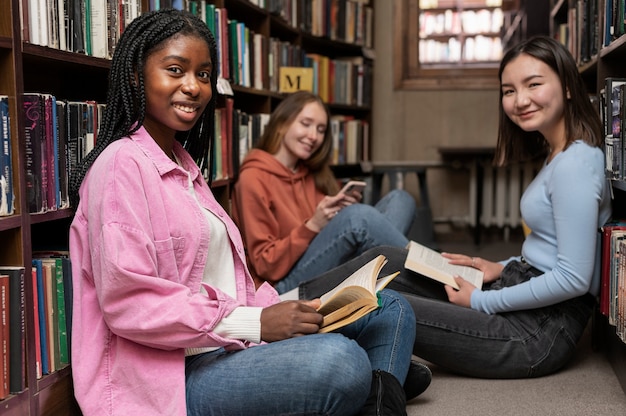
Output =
[
  {"x1": 0, "y1": 267, "x2": 26, "y2": 393},
  {"x1": 0, "y1": 96, "x2": 13, "y2": 216},
  {"x1": 54, "y1": 258, "x2": 68, "y2": 365},
  {"x1": 23, "y1": 93, "x2": 45, "y2": 213},
  {"x1": 0, "y1": 275, "x2": 9, "y2": 399},
  {"x1": 32, "y1": 259, "x2": 49, "y2": 375},
  {"x1": 31, "y1": 267, "x2": 42, "y2": 379}
]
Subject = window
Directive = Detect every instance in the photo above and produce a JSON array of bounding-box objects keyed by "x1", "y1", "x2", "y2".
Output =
[{"x1": 395, "y1": 0, "x2": 520, "y2": 90}]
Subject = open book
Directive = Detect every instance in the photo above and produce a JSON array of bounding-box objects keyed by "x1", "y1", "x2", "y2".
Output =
[
  {"x1": 316, "y1": 255, "x2": 398, "y2": 333},
  {"x1": 404, "y1": 241, "x2": 484, "y2": 289}
]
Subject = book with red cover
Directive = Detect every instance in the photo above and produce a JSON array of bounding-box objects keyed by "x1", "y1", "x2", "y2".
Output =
[
  {"x1": 0, "y1": 266, "x2": 26, "y2": 393},
  {"x1": 0, "y1": 274, "x2": 9, "y2": 399},
  {"x1": 224, "y1": 97, "x2": 234, "y2": 179}
]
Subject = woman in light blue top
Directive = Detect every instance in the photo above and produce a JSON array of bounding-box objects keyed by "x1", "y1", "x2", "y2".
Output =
[{"x1": 302, "y1": 35, "x2": 612, "y2": 378}]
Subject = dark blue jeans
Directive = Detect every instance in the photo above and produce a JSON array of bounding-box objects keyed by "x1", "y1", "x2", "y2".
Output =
[{"x1": 301, "y1": 246, "x2": 594, "y2": 379}]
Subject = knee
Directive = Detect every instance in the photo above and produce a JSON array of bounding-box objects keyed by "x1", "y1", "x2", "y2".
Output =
[
  {"x1": 309, "y1": 334, "x2": 371, "y2": 379},
  {"x1": 388, "y1": 189, "x2": 417, "y2": 211},
  {"x1": 378, "y1": 289, "x2": 417, "y2": 333},
  {"x1": 307, "y1": 334, "x2": 371, "y2": 406}
]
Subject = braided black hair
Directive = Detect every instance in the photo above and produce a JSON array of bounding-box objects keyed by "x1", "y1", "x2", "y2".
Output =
[{"x1": 69, "y1": 8, "x2": 218, "y2": 208}]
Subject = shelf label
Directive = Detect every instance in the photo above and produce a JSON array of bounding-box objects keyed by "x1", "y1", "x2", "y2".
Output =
[{"x1": 279, "y1": 67, "x2": 314, "y2": 93}]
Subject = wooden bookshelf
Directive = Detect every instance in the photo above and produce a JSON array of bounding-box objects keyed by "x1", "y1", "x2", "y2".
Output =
[
  {"x1": 0, "y1": 0, "x2": 376, "y2": 414},
  {"x1": 549, "y1": 0, "x2": 626, "y2": 395}
]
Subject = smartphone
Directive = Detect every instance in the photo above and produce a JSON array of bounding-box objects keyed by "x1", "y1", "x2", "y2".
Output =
[{"x1": 340, "y1": 180, "x2": 367, "y2": 196}]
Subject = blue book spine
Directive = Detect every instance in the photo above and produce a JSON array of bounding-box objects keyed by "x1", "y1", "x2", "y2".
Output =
[{"x1": 0, "y1": 96, "x2": 13, "y2": 216}]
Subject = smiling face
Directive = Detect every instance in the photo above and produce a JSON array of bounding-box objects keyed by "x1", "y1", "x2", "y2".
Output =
[
  {"x1": 142, "y1": 34, "x2": 213, "y2": 146},
  {"x1": 500, "y1": 53, "x2": 566, "y2": 144},
  {"x1": 274, "y1": 101, "x2": 328, "y2": 170}
]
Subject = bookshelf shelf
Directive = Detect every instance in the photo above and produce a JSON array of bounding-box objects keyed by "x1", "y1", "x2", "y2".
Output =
[
  {"x1": 0, "y1": 1, "x2": 376, "y2": 413},
  {"x1": 29, "y1": 210, "x2": 74, "y2": 225}
]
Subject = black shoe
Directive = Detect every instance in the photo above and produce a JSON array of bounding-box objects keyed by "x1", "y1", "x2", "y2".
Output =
[
  {"x1": 404, "y1": 361, "x2": 432, "y2": 401},
  {"x1": 359, "y1": 370, "x2": 407, "y2": 416}
]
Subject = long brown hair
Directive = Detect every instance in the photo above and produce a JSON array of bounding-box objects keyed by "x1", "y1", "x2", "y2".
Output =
[
  {"x1": 256, "y1": 91, "x2": 339, "y2": 194},
  {"x1": 493, "y1": 36, "x2": 603, "y2": 167}
]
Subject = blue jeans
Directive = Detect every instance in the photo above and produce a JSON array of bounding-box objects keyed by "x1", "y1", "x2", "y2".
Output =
[
  {"x1": 185, "y1": 289, "x2": 415, "y2": 415},
  {"x1": 301, "y1": 246, "x2": 593, "y2": 379},
  {"x1": 274, "y1": 189, "x2": 416, "y2": 294},
  {"x1": 397, "y1": 260, "x2": 593, "y2": 378}
]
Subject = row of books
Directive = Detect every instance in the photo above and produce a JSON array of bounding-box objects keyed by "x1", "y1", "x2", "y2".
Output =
[
  {"x1": 600, "y1": 222, "x2": 626, "y2": 343},
  {"x1": 25, "y1": 0, "x2": 142, "y2": 58},
  {"x1": 419, "y1": 7, "x2": 504, "y2": 37},
  {"x1": 22, "y1": 93, "x2": 104, "y2": 214},
  {"x1": 554, "y1": 0, "x2": 625, "y2": 66},
  {"x1": 24, "y1": 0, "x2": 372, "y2": 58},
  {"x1": 603, "y1": 78, "x2": 625, "y2": 180},
  {"x1": 419, "y1": 35, "x2": 504, "y2": 64},
  {"x1": 169, "y1": 0, "x2": 374, "y2": 48},
  {"x1": 209, "y1": 97, "x2": 369, "y2": 182},
  {"x1": 180, "y1": 3, "x2": 373, "y2": 106},
  {"x1": 8, "y1": 90, "x2": 370, "y2": 215},
  {"x1": 31, "y1": 254, "x2": 73, "y2": 380}
]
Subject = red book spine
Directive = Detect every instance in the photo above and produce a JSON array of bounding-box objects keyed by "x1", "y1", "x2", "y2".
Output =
[
  {"x1": 31, "y1": 267, "x2": 42, "y2": 379},
  {"x1": 0, "y1": 275, "x2": 9, "y2": 399}
]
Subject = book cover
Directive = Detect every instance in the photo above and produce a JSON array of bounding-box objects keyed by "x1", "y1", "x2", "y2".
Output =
[
  {"x1": 0, "y1": 95, "x2": 14, "y2": 216},
  {"x1": 66, "y1": 101, "x2": 82, "y2": 181},
  {"x1": 0, "y1": 275, "x2": 8, "y2": 399},
  {"x1": 316, "y1": 255, "x2": 398, "y2": 333},
  {"x1": 53, "y1": 258, "x2": 68, "y2": 366},
  {"x1": 31, "y1": 267, "x2": 42, "y2": 379},
  {"x1": 218, "y1": 8, "x2": 230, "y2": 82},
  {"x1": 107, "y1": 0, "x2": 120, "y2": 58},
  {"x1": 89, "y1": 0, "x2": 108, "y2": 57},
  {"x1": 61, "y1": 257, "x2": 73, "y2": 362},
  {"x1": 228, "y1": 19, "x2": 239, "y2": 85},
  {"x1": 0, "y1": 267, "x2": 26, "y2": 393},
  {"x1": 205, "y1": 3, "x2": 216, "y2": 36},
  {"x1": 601, "y1": 223, "x2": 626, "y2": 317},
  {"x1": 70, "y1": 0, "x2": 86, "y2": 53},
  {"x1": 610, "y1": 230, "x2": 626, "y2": 325},
  {"x1": 404, "y1": 240, "x2": 484, "y2": 290},
  {"x1": 43, "y1": 94, "x2": 57, "y2": 211},
  {"x1": 55, "y1": 100, "x2": 70, "y2": 209},
  {"x1": 224, "y1": 97, "x2": 234, "y2": 179},
  {"x1": 22, "y1": 93, "x2": 45, "y2": 213},
  {"x1": 32, "y1": 259, "x2": 49, "y2": 375},
  {"x1": 41, "y1": 261, "x2": 58, "y2": 372}
]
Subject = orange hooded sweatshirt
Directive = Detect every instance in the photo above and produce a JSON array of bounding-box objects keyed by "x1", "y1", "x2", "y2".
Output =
[{"x1": 232, "y1": 149, "x2": 324, "y2": 287}]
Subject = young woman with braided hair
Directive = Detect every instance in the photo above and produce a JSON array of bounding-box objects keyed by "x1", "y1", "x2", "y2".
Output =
[{"x1": 69, "y1": 9, "x2": 423, "y2": 416}]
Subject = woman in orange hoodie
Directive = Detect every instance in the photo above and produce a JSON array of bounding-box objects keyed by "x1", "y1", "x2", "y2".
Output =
[{"x1": 232, "y1": 91, "x2": 417, "y2": 295}]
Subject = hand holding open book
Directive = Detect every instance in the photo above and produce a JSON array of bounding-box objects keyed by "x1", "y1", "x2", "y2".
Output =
[
  {"x1": 316, "y1": 255, "x2": 398, "y2": 333},
  {"x1": 404, "y1": 241, "x2": 484, "y2": 289}
]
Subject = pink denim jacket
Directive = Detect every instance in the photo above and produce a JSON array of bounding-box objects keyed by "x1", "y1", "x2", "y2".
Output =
[{"x1": 70, "y1": 127, "x2": 280, "y2": 415}]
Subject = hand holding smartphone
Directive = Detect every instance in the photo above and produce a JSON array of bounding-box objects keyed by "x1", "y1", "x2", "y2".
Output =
[{"x1": 340, "y1": 180, "x2": 367, "y2": 196}]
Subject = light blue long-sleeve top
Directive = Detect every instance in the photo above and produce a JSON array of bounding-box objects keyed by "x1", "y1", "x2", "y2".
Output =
[{"x1": 471, "y1": 140, "x2": 612, "y2": 314}]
